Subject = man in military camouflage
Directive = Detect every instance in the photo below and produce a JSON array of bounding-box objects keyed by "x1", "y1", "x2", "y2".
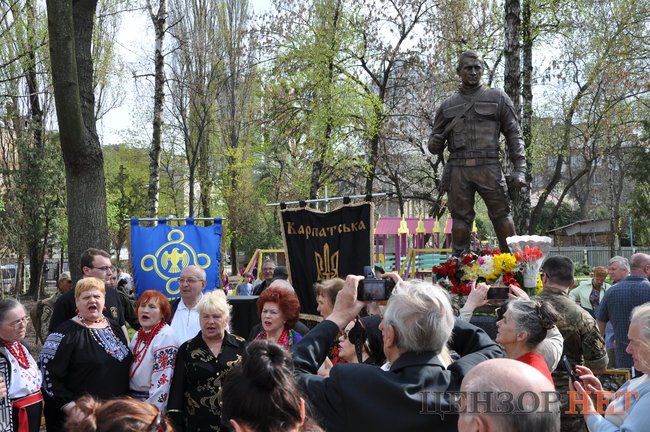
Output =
[
  {"x1": 538, "y1": 256, "x2": 608, "y2": 432},
  {"x1": 30, "y1": 271, "x2": 73, "y2": 344},
  {"x1": 428, "y1": 50, "x2": 526, "y2": 255}
]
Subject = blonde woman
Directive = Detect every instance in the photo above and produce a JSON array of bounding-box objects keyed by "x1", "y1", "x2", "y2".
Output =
[{"x1": 167, "y1": 290, "x2": 246, "y2": 431}]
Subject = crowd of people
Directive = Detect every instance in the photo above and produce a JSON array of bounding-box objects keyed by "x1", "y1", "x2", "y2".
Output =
[{"x1": 0, "y1": 250, "x2": 647, "y2": 431}]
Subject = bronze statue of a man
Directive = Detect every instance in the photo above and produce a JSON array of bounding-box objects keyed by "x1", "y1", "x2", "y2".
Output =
[{"x1": 428, "y1": 50, "x2": 526, "y2": 255}]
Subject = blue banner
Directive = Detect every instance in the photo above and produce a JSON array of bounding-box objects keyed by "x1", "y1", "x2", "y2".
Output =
[{"x1": 130, "y1": 218, "x2": 223, "y2": 299}]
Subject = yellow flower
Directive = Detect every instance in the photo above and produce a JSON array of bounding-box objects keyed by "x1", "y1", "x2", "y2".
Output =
[
  {"x1": 493, "y1": 253, "x2": 517, "y2": 273},
  {"x1": 462, "y1": 262, "x2": 480, "y2": 281},
  {"x1": 535, "y1": 274, "x2": 543, "y2": 295}
]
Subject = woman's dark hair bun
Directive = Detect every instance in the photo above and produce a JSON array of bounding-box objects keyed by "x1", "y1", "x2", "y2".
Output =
[{"x1": 243, "y1": 340, "x2": 293, "y2": 391}]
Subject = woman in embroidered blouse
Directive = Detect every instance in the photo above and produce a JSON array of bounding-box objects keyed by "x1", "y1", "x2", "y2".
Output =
[
  {"x1": 572, "y1": 302, "x2": 650, "y2": 432},
  {"x1": 167, "y1": 290, "x2": 246, "y2": 432},
  {"x1": 129, "y1": 290, "x2": 178, "y2": 412},
  {"x1": 495, "y1": 298, "x2": 560, "y2": 386},
  {"x1": 39, "y1": 277, "x2": 131, "y2": 432},
  {"x1": 255, "y1": 286, "x2": 302, "y2": 350},
  {"x1": 0, "y1": 299, "x2": 42, "y2": 432}
]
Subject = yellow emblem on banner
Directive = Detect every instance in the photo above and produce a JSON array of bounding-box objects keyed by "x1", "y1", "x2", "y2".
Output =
[
  {"x1": 315, "y1": 243, "x2": 339, "y2": 280},
  {"x1": 141, "y1": 229, "x2": 211, "y2": 295}
]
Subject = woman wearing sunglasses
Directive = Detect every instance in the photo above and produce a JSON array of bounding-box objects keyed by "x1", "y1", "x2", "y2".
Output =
[{"x1": 337, "y1": 315, "x2": 386, "y2": 366}]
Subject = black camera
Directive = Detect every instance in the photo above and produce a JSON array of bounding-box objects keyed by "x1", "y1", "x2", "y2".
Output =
[
  {"x1": 486, "y1": 285, "x2": 510, "y2": 300},
  {"x1": 357, "y1": 266, "x2": 396, "y2": 301}
]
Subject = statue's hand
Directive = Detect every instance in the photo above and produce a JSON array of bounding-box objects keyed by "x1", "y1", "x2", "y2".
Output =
[
  {"x1": 508, "y1": 173, "x2": 527, "y2": 189},
  {"x1": 427, "y1": 133, "x2": 445, "y2": 156}
]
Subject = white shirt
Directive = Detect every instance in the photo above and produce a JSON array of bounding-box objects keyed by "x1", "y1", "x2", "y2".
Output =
[{"x1": 169, "y1": 296, "x2": 202, "y2": 344}]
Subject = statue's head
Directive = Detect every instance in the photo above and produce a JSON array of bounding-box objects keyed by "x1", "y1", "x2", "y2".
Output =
[
  {"x1": 456, "y1": 51, "x2": 484, "y2": 74},
  {"x1": 456, "y1": 51, "x2": 484, "y2": 88}
]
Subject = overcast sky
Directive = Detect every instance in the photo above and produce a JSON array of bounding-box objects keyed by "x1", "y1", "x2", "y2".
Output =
[{"x1": 97, "y1": 0, "x2": 272, "y2": 146}]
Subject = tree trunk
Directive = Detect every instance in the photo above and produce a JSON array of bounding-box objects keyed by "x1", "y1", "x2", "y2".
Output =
[
  {"x1": 27, "y1": 243, "x2": 45, "y2": 299},
  {"x1": 518, "y1": 0, "x2": 533, "y2": 233},
  {"x1": 47, "y1": 0, "x2": 110, "y2": 281},
  {"x1": 187, "y1": 163, "x2": 195, "y2": 217},
  {"x1": 25, "y1": 0, "x2": 48, "y2": 299},
  {"x1": 543, "y1": 163, "x2": 592, "y2": 233},
  {"x1": 364, "y1": 102, "x2": 382, "y2": 196},
  {"x1": 503, "y1": 0, "x2": 521, "y2": 118},
  {"x1": 15, "y1": 255, "x2": 24, "y2": 297},
  {"x1": 608, "y1": 151, "x2": 624, "y2": 255},
  {"x1": 229, "y1": 238, "x2": 238, "y2": 275},
  {"x1": 504, "y1": 0, "x2": 530, "y2": 233},
  {"x1": 198, "y1": 136, "x2": 211, "y2": 218},
  {"x1": 146, "y1": 0, "x2": 167, "y2": 219},
  {"x1": 309, "y1": 0, "x2": 341, "y2": 205}
]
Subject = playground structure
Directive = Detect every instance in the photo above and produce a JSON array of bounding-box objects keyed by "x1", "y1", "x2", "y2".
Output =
[
  {"x1": 238, "y1": 249, "x2": 286, "y2": 285},
  {"x1": 373, "y1": 215, "x2": 476, "y2": 279}
]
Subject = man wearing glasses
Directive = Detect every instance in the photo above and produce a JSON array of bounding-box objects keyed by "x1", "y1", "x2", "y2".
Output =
[
  {"x1": 169, "y1": 265, "x2": 205, "y2": 343},
  {"x1": 252, "y1": 259, "x2": 276, "y2": 296},
  {"x1": 48, "y1": 248, "x2": 126, "y2": 337}
]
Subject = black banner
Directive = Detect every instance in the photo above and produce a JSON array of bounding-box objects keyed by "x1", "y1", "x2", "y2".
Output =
[{"x1": 280, "y1": 202, "x2": 374, "y2": 314}]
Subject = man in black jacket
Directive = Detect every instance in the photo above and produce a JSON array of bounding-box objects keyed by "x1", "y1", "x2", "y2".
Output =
[
  {"x1": 292, "y1": 276, "x2": 503, "y2": 432},
  {"x1": 48, "y1": 248, "x2": 126, "y2": 338},
  {"x1": 252, "y1": 259, "x2": 276, "y2": 296}
]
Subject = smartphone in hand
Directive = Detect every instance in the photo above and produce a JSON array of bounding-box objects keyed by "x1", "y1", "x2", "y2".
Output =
[{"x1": 561, "y1": 355, "x2": 579, "y2": 382}]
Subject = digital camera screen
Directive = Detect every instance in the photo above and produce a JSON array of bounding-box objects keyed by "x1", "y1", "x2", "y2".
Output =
[{"x1": 358, "y1": 279, "x2": 387, "y2": 301}]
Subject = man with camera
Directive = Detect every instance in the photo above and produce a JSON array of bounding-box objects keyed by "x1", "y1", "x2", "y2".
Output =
[{"x1": 292, "y1": 274, "x2": 503, "y2": 432}]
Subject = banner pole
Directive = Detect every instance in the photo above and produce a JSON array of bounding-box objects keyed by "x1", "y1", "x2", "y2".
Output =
[{"x1": 266, "y1": 192, "x2": 391, "y2": 207}]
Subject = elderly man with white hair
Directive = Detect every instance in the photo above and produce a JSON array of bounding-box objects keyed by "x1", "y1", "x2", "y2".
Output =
[{"x1": 292, "y1": 275, "x2": 503, "y2": 432}]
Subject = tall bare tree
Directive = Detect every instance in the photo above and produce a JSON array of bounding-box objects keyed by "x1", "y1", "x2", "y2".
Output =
[
  {"x1": 146, "y1": 0, "x2": 168, "y2": 219},
  {"x1": 214, "y1": 0, "x2": 257, "y2": 273},
  {"x1": 167, "y1": 0, "x2": 225, "y2": 217},
  {"x1": 47, "y1": 0, "x2": 110, "y2": 280}
]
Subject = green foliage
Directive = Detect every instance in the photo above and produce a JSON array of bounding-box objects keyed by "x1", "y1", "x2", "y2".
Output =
[
  {"x1": 258, "y1": 0, "x2": 374, "y2": 201},
  {"x1": 626, "y1": 125, "x2": 650, "y2": 245},
  {"x1": 531, "y1": 201, "x2": 581, "y2": 234},
  {"x1": 574, "y1": 262, "x2": 592, "y2": 276},
  {"x1": 0, "y1": 129, "x2": 65, "y2": 267},
  {"x1": 104, "y1": 145, "x2": 149, "y2": 257}
]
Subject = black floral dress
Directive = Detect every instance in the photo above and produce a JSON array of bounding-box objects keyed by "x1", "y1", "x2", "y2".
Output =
[{"x1": 167, "y1": 331, "x2": 246, "y2": 431}]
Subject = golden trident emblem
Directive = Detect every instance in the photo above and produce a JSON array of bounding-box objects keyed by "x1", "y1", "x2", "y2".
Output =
[{"x1": 315, "y1": 243, "x2": 339, "y2": 280}]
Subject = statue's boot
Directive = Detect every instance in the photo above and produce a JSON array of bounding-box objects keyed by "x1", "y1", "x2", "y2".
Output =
[
  {"x1": 452, "y1": 222, "x2": 472, "y2": 256},
  {"x1": 493, "y1": 216, "x2": 516, "y2": 253}
]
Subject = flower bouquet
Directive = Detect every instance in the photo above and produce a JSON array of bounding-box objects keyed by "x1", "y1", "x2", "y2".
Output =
[
  {"x1": 506, "y1": 235, "x2": 553, "y2": 295},
  {"x1": 432, "y1": 242, "x2": 549, "y2": 305},
  {"x1": 432, "y1": 248, "x2": 520, "y2": 296}
]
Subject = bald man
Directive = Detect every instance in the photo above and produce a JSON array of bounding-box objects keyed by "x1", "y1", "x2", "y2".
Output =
[
  {"x1": 458, "y1": 358, "x2": 560, "y2": 432},
  {"x1": 170, "y1": 265, "x2": 206, "y2": 343}
]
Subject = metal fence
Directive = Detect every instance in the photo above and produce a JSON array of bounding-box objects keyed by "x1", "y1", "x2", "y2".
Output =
[{"x1": 547, "y1": 247, "x2": 650, "y2": 267}]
